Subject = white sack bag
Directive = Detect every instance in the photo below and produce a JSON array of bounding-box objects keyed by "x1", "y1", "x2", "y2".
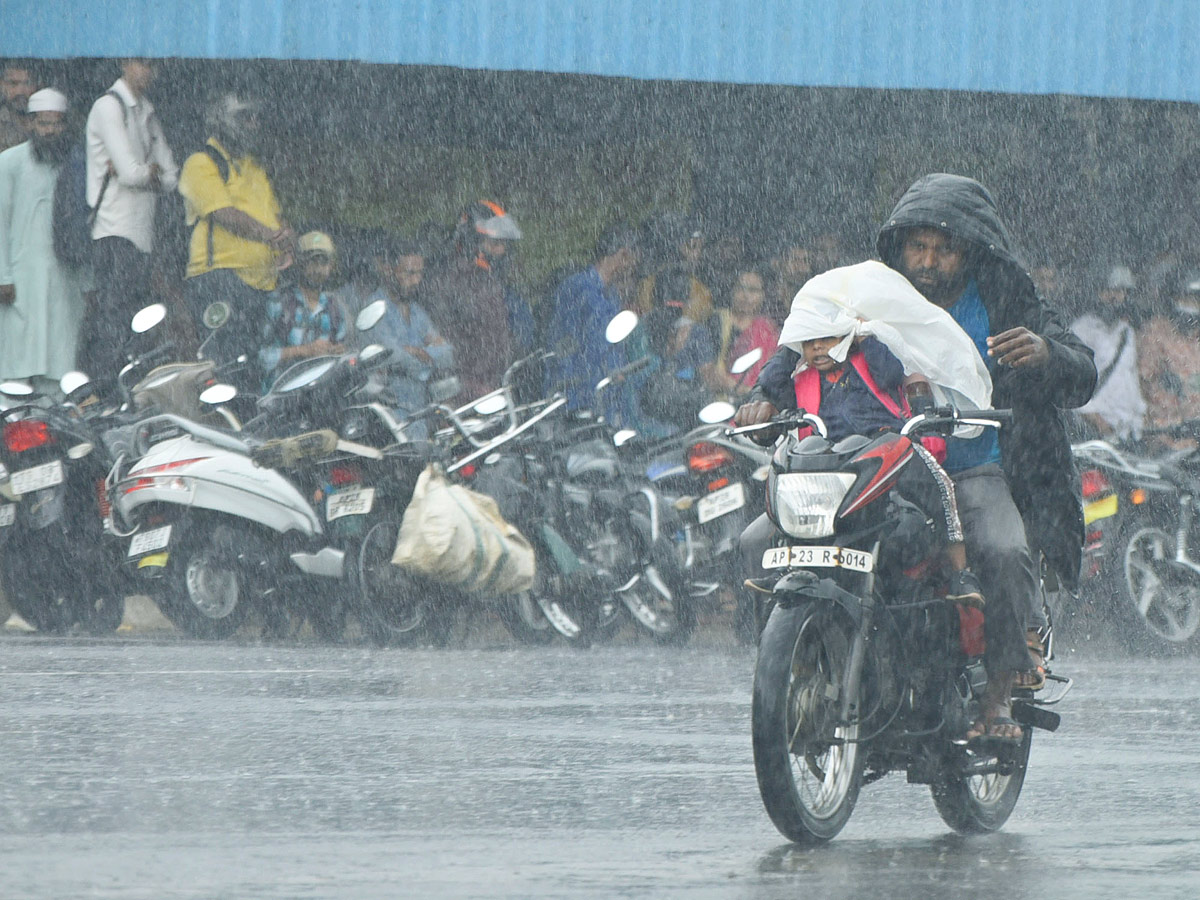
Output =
[
  {"x1": 391, "y1": 464, "x2": 535, "y2": 595},
  {"x1": 778, "y1": 260, "x2": 993, "y2": 412}
]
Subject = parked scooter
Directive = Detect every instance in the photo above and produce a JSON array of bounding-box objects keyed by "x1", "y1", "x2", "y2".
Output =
[{"x1": 110, "y1": 305, "x2": 397, "y2": 639}]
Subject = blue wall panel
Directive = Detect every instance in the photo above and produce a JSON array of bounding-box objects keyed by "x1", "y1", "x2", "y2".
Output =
[{"x1": 5, "y1": 0, "x2": 1199, "y2": 102}]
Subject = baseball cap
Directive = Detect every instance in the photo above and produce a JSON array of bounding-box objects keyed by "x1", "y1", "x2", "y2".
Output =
[{"x1": 298, "y1": 231, "x2": 335, "y2": 258}]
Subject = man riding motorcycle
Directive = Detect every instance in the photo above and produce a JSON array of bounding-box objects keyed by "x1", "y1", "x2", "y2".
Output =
[{"x1": 738, "y1": 174, "x2": 1097, "y2": 743}]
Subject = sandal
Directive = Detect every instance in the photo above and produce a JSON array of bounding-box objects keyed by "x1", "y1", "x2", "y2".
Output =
[
  {"x1": 966, "y1": 714, "x2": 1024, "y2": 745},
  {"x1": 1013, "y1": 630, "x2": 1046, "y2": 691}
]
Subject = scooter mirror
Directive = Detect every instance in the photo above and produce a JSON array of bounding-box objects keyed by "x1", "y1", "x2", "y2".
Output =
[
  {"x1": 613, "y1": 428, "x2": 638, "y2": 447},
  {"x1": 130, "y1": 303, "x2": 167, "y2": 335},
  {"x1": 356, "y1": 300, "x2": 387, "y2": 333},
  {"x1": 359, "y1": 343, "x2": 387, "y2": 363},
  {"x1": 473, "y1": 394, "x2": 508, "y2": 416},
  {"x1": 199, "y1": 383, "x2": 238, "y2": 406},
  {"x1": 605, "y1": 310, "x2": 639, "y2": 344},
  {"x1": 729, "y1": 347, "x2": 764, "y2": 376},
  {"x1": 202, "y1": 301, "x2": 231, "y2": 330},
  {"x1": 429, "y1": 375, "x2": 461, "y2": 405},
  {"x1": 698, "y1": 401, "x2": 737, "y2": 424},
  {"x1": 59, "y1": 371, "x2": 91, "y2": 396},
  {"x1": 0, "y1": 381, "x2": 35, "y2": 397},
  {"x1": 67, "y1": 442, "x2": 94, "y2": 460}
]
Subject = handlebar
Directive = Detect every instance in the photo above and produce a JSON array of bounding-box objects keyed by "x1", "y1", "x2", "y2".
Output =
[
  {"x1": 899, "y1": 406, "x2": 1013, "y2": 436},
  {"x1": 596, "y1": 355, "x2": 652, "y2": 392},
  {"x1": 726, "y1": 408, "x2": 829, "y2": 439}
]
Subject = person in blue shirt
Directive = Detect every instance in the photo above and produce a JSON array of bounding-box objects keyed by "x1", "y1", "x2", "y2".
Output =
[
  {"x1": 259, "y1": 231, "x2": 347, "y2": 386},
  {"x1": 544, "y1": 223, "x2": 641, "y2": 419},
  {"x1": 362, "y1": 237, "x2": 454, "y2": 429}
]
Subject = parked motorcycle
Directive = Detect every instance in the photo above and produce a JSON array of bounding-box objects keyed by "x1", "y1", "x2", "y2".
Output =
[
  {"x1": 0, "y1": 374, "x2": 129, "y2": 633},
  {"x1": 1073, "y1": 432, "x2": 1200, "y2": 650},
  {"x1": 738, "y1": 405, "x2": 1069, "y2": 843}
]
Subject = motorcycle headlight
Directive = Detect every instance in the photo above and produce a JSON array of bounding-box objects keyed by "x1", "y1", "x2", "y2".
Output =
[{"x1": 770, "y1": 472, "x2": 856, "y2": 538}]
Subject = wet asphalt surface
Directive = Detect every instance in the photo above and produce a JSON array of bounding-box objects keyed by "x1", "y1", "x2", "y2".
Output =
[{"x1": 1, "y1": 621, "x2": 1198, "y2": 900}]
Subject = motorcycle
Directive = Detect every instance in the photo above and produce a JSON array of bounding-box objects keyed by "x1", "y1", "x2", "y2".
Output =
[
  {"x1": 0, "y1": 373, "x2": 129, "y2": 633},
  {"x1": 738, "y1": 405, "x2": 1069, "y2": 843},
  {"x1": 1073, "y1": 429, "x2": 1200, "y2": 650}
]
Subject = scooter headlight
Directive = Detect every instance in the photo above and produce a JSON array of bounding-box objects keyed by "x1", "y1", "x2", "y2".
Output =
[{"x1": 769, "y1": 472, "x2": 856, "y2": 539}]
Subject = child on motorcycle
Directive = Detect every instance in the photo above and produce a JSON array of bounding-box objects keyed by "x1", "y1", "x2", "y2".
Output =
[{"x1": 792, "y1": 331, "x2": 985, "y2": 607}]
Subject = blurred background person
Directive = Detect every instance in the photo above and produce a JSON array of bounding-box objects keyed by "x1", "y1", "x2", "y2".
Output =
[
  {"x1": 1069, "y1": 264, "x2": 1146, "y2": 441},
  {"x1": 258, "y1": 230, "x2": 347, "y2": 382},
  {"x1": 0, "y1": 60, "x2": 37, "y2": 152},
  {"x1": 0, "y1": 89, "x2": 89, "y2": 394},
  {"x1": 706, "y1": 265, "x2": 778, "y2": 397}
]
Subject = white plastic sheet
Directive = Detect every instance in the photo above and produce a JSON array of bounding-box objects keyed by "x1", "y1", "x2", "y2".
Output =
[{"x1": 778, "y1": 261, "x2": 993, "y2": 411}]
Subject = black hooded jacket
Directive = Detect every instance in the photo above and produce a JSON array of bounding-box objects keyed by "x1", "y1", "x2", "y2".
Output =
[{"x1": 754, "y1": 174, "x2": 1096, "y2": 588}]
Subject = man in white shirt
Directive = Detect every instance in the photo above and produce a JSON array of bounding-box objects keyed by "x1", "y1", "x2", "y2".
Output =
[
  {"x1": 82, "y1": 58, "x2": 178, "y2": 388},
  {"x1": 1071, "y1": 264, "x2": 1146, "y2": 441}
]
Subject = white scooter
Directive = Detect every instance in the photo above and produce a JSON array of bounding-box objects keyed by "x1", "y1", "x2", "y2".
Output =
[{"x1": 109, "y1": 305, "x2": 396, "y2": 639}]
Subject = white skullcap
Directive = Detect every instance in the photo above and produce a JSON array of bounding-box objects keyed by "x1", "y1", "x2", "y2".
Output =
[{"x1": 27, "y1": 89, "x2": 69, "y2": 114}]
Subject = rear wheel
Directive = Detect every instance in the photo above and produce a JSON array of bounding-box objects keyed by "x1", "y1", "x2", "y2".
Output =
[
  {"x1": 158, "y1": 522, "x2": 248, "y2": 640},
  {"x1": 931, "y1": 731, "x2": 1032, "y2": 834},
  {"x1": 355, "y1": 519, "x2": 446, "y2": 647},
  {"x1": 751, "y1": 602, "x2": 865, "y2": 844}
]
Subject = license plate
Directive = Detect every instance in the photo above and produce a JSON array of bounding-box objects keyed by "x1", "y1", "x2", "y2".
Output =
[
  {"x1": 697, "y1": 482, "x2": 745, "y2": 524},
  {"x1": 327, "y1": 487, "x2": 375, "y2": 521},
  {"x1": 762, "y1": 545, "x2": 875, "y2": 573},
  {"x1": 129, "y1": 524, "x2": 172, "y2": 557},
  {"x1": 10, "y1": 460, "x2": 64, "y2": 495},
  {"x1": 0, "y1": 504, "x2": 14, "y2": 527}
]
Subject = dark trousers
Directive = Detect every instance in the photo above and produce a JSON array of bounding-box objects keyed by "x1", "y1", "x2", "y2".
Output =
[
  {"x1": 184, "y1": 269, "x2": 271, "y2": 389},
  {"x1": 79, "y1": 236, "x2": 151, "y2": 391},
  {"x1": 739, "y1": 461, "x2": 1034, "y2": 677}
]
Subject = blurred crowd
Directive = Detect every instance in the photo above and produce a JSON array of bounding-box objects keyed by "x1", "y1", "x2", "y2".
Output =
[{"x1": 1, "y1": 58, "x2": 1191, "y2": 448}]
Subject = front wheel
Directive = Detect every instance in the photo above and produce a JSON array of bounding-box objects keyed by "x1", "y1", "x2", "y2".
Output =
[
  {"x1": 931, "y1": 731, "x2": 1032, "y2": 834},
  {"x1": 751, "y1": 601, "x2": 865, "y2": 844},
  {"x1": 1118, "y1": 526, "x2": 1200, "y2": 651}
]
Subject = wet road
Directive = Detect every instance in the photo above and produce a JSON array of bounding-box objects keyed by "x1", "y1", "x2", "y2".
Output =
[{"x1": 1, "y1": 632, "x2": 1197, "y2": 899}]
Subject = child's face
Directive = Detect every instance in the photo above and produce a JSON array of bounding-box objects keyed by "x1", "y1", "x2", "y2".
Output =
[{"x1": 801, "y1": 336, "x2": 842, "y2": 372}]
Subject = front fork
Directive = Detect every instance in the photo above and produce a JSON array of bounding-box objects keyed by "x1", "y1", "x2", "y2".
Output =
[{"x1": 837, "y1": 540, "x2": 880, "y2": 725}]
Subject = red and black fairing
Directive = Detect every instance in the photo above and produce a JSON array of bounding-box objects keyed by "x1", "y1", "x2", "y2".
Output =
[{"x1": 768, "y1": 430, "x2": 914, "y2": 535}]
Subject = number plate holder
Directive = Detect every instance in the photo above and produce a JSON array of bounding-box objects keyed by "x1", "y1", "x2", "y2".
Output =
[
  {"x1": 129, "y1": 524, "x2": 172, "y2": 558},
  {"x1": 326, "y1": 487, "x2": 375, "y2": 521},
  {"x1": 10, "y1": 459, "x2": 65, "y2": 496},
  {"x1": 761, "y1": 545, "x2": 875, "y2": 573},
  {"x1": 697, "y1": 482, "x2": 745, "y2": 524}
]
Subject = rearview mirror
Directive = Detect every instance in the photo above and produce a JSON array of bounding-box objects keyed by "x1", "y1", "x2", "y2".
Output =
[
  {"x1": 730, "y1": 347, "x2": 763, "y2": 376},
  {"x1": 613, "y1": 428, "x2": 638, "y2": 447},
  {"x1": 356, "y1": 300, "x2": 387, "y2": 333},
  {"x1": 202, "y1": 301, "x2": 231, "y2": 330},
  {"x1": 59, "y1": 371, "x2": 91, "y2": 397},
  {"x1": 0, "y1": 381, "x2": 34, "y2": 397},
  {"x1": 199, "y1": 383, "x2": 238, "y2": 406},
  {"x1": 698, "y1": 401, "x2": 736, "y2": 424},
  {"x1": 131, "y1": 303, "x2": 167, "y2": 335},
  {"x1": 605, "y1": 310, "x2": 638, "y2": 344},
  {"x1": 473, "y1": 394, "x2": 508, "y2": 416}
]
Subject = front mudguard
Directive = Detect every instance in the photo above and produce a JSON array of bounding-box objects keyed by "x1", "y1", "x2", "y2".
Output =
[{"x1": 770, "y1": 569, "x2": 866, "y2": 628}]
